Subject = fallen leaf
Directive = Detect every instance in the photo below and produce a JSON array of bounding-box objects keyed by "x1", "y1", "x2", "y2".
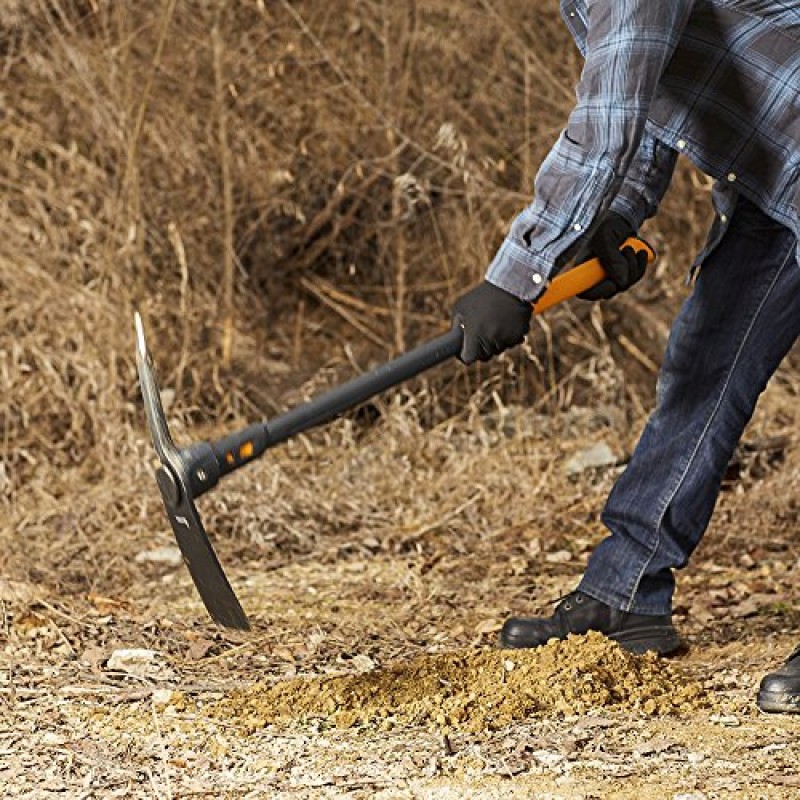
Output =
[
  {"x1": 0, "y1": 578, "x2": 43, "y2": 605},
  {"x1": 79, "y1": 646, "x2": 107, "y2": 669},
  {"x1": 87, "y1": 593, "x2": 129, "y2": 614},
  {"x1": 475, "y1": 619, "x2": 502, "y2": 635},
  {"x1": 633, "y1": 737, "x2": 676, "y2": 756},
  {"x1": 765, "y1": 774, "x2": 800, "y2": 788},
  {"x1": 186, "y1": 639, "x2": 214, "y2": 660}
]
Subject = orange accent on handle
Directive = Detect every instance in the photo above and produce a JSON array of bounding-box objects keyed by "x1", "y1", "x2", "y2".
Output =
[
  {"x1": 532, "y1": 236, "x2": 656, "y2": 314},
  {"x1": 239, "y1": 441, "x2": 254, "y2": 459}
]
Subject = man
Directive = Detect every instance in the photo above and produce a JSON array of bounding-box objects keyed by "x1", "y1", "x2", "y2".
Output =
[{"x1": 453, "y1": 0, "x2": 799, "y2": 713}]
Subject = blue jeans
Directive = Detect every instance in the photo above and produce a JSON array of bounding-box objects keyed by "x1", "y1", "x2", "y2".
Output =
[{"x1": 579, "y1": 197, "x2": 800, "y2": 615}]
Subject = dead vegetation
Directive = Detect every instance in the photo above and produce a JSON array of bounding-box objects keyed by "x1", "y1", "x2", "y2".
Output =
[
  {"x1": 1, "y1": 2, "x2": 798, "y2": 797},
  {"x1": 2, "y1": 0, "x2": 758, "y2": 597}
]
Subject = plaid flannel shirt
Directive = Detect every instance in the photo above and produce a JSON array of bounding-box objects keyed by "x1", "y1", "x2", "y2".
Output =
[{"x1": 487, "y1": 0, "x2": 800, "y2": 301}]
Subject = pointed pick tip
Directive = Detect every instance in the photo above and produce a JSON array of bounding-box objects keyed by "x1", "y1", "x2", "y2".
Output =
[
  {"x1": 211, "y1": 599, "x2": 251, "y2": 631},
  {"x1": 133, "y1": 311, "x2": 147, "y2": 359},
  {"x1": 220, "y1": 614, "x2": 251, "y2": 631}
]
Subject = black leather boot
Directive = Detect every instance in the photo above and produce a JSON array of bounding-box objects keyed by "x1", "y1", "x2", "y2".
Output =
[
  {"x1": 757, "y1": 647, "x2": 800, "y2": 713},
  {"x1": 500, "y1": 591, "x2": 682, "y2": 655}
]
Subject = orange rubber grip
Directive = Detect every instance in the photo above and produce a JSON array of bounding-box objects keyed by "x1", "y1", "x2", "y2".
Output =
[{"x1": 532, "y1": 237, "x2": 656, "y2": 314}]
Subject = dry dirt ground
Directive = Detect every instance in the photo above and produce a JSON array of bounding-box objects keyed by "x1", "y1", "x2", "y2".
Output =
[{"x1": 3, "y1": 392, "x2": 799, "y2": 799}]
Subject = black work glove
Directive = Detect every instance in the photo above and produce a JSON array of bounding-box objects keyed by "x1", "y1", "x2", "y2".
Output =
[
  {"x1": 578, "y1": 212, "x2": 648, "y2": 301},
  {"x1": 452, "y1": 280, "x2": 532, "y2": 364}
]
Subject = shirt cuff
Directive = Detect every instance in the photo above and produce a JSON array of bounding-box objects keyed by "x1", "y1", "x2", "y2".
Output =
[
  {"x1": 608, "y1": 194, "x2": 646, "y2": 230},
  {"x1": 485, "y1": 238, "x2": 550, "y2": 302}
]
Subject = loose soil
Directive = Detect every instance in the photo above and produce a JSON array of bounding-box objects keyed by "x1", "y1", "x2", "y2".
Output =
[{"x1": 211, "y1": 634, "x2": 708, "y2": 732}]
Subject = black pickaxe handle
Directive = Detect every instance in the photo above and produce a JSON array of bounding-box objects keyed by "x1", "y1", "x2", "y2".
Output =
[
  {"x1": 207, "y1": 325, "x2": 463, "y2": 482},
  {"x1": 203, "y1": 236, "x2": 656, "y2": 487}
]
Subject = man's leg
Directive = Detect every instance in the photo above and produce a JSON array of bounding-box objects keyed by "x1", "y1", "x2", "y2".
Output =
[
  {"x1": 579, "y1": 199, "x2": 800, "y2": 615},
  {"x1": 501, "y1": 198, "x2": 799, "y2": 652}
]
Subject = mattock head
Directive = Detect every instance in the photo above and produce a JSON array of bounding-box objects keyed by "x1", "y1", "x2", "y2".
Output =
[{"x1": 134, "y1": 312, "x2": 250, "y2": 630}]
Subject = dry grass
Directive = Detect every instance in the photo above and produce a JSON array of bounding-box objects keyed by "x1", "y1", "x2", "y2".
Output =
[{"x1": 1, "y1": 0, "x2": 797, "y2": 605}]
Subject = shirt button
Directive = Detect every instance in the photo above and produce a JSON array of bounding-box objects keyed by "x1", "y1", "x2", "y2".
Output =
[
  {"x1": 532, "y1": 273, "x2": 543, "y2": 285},
  {"x1": 676, "y1": 139, "x2": 687, "y2": 150},
  {"x1": 720, "y1": 214, "x2": 728, "y2": 223},
  {"x1": 573, "y1": 223, "x2": 583, "y2": 232},
  {"x1": 727, "y1": 172, "x2": 737, "y2": 182}
]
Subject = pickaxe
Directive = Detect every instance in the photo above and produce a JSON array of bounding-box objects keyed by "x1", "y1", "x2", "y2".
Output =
[{"x1": 135, "y1": 238, "x2": 654, "y2": 630}]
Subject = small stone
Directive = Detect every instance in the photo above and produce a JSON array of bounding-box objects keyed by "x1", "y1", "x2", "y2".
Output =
[
  {"x1": 564, "y1": 442, "x2": 616, "y2": 475},
  {"x1": 107, "y1": 648, "x2": 174, "y2": 679},
  {"x1": 545, "y1": 549, "x2": 573, "y2": 564},
  {"x1": 152, "y1": 689, "x2": 176, "y2": 708},
  {"x1": 351, "y1": 654, "x2": 377, "y2": 673},
  {"x1": 134, "y1": 546, "x2": 183, "y2": 567}
]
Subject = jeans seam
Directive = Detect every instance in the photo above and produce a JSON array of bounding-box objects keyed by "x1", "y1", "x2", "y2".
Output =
[{"x1": 623, "y1": 242, "x2": 795, "y2": 613}]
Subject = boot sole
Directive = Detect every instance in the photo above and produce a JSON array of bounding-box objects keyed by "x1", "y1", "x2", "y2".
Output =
[
  {"x1": 500, "y1": 627, "x2": 682, "y2": 656},
  {"x1": 757, "y1": 690, "x2": 800, "y2": 714},
  {"x1": 609, "y1": 627, "x2": 683, "y2": 656}
]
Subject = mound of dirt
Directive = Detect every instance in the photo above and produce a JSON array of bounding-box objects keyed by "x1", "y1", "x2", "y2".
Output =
[{"x1": 210, "y1": 633, "x2": 708, "y2": 733}]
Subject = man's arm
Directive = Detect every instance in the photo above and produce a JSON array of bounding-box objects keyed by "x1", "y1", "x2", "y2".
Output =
[
  {"x1": 609, "y1": 125, "x2": 679, "y2": 230},
  {"x1": 486, "y1": 0, "x2": 693, "y2": 301}
]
